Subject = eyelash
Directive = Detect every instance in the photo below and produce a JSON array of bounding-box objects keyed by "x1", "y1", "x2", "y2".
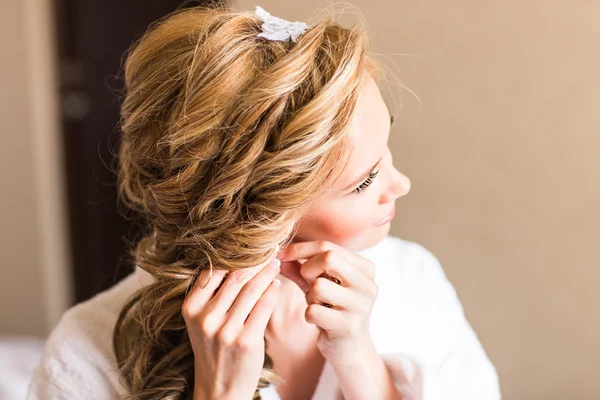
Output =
[{"x1": 353, "y1": 169, "x2": 379, "y2": 194}]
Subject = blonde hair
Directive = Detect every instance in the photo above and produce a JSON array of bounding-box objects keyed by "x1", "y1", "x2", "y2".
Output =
[{"x1": 113, "y1": 3, "x2": 383, "y2": 399}]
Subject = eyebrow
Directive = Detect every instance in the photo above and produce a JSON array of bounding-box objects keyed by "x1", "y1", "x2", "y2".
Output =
[{"x1": 342, "y1": 112, "x2": 394, "y2": 192}]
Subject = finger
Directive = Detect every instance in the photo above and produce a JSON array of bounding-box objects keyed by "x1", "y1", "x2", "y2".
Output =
[
  {"x1": 209, "y1": 245, "x2": 279, "y2": 313},
  {"x1": 279, "y1": 241, "x2": 374, "y2": 278},
  {"x1": 300, "y1": 251, "x2": 364, "y2": 289},
  {"x1": 279, "y1": 259, "x2": 311, "y2": 294},
  {"x1": 182, "y1": 268, "x2": 228, "y2": 317},
  {"x1": 306, "y1": 276, "x2": 352, "y2": 309},
  {"x1": 244, "y1": 277, "x2": 282, "y2": 333},
  {"x1": 226, "y1": 258, "x2": 282, "y2": 326},
  {"x1": 305, "y1": 302, "x2": 341, "y2": 330},
  {"x1": 278, "y1": 241, "x2": 352, "y2": 264}
]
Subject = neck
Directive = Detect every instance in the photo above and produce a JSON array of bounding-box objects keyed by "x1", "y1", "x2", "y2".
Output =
[{"x1": 265, "y1": 273, "x2": 308, "y2": 340}]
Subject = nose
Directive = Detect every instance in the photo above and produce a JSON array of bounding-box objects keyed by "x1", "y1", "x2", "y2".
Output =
[{"x1": 380, "y1": 169, "x2": 411, "y2": 204}]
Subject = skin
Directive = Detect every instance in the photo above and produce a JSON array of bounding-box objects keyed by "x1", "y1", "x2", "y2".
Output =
[
  {"x1": 265, "y1": 75, "x2": 412, "y2": 399},
  {"x1": 294, "y1": 74, "x2": 411, "y2": 251},
  {"x1": 268, "y1": 74, "x2": 411, "y2": 330}
]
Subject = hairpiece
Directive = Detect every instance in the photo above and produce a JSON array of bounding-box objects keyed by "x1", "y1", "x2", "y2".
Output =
[{"x1": 254, "y1": 5, "x2": 309, "y2": 42}]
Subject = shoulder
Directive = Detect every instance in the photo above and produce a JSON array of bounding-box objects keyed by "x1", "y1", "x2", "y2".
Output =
[
  {"x1": 27, "y1": 267, "x2": 153, "y2": 399},
  {"x1": 371, "y1": 238, "x2": 500, "y2": 397},
  {"x1": 64, "y1": 266, "x2": 153, "y2": 340},
  {"x1": 368, "y1": 235, "x2": 450, "y2": 290},
  {"x1": 368, "y1": 235, "x2": 465, "y2": 339},
  {"x1": 50, "y1": 266, "x2": 151, "y2": 361}
]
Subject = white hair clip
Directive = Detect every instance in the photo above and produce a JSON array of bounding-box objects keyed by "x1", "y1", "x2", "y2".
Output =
[{"x1": 254, "y1": 5, "x2": 309, "y2": 42}]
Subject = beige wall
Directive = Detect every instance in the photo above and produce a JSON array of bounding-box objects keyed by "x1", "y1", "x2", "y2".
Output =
[
  {"x1": 0, "y1": 1, "x2": 44, "y2": 336},
  {"x1": 0, "y1": 0, "x2": 72, "y2": 336},
  {"x1": 234, "y1": 1, "x2": 599, "y2": 399}
]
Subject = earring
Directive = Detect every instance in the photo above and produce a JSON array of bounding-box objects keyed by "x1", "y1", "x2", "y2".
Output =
[{"x1": 318, "y1": 271, "x2": 341, "y2": 308}]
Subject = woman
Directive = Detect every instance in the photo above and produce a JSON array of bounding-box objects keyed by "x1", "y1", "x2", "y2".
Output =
[{"x1": 27, "y1": 4, "x2": 500, "y2": 400}]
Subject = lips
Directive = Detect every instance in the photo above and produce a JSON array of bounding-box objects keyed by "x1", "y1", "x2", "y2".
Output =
[{"x1": 374, "y1": 205, "x2": 396, "y2": 226}]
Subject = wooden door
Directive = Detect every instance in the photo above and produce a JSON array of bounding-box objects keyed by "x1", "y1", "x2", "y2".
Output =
[{"x1": 53, "y1": 0, "x2": 222, "y2": 304}]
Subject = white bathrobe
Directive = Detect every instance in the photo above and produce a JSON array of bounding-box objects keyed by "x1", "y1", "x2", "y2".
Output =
[{"x1": 26, "y1": 235, "x2": 501, "y2": 399}]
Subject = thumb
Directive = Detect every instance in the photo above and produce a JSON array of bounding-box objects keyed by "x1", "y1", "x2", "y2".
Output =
[{"x1": 279, "y1": 260, "x2": 310, "y2": 294}]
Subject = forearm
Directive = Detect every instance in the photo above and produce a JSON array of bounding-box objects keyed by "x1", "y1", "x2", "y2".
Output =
[{"x1": 330, "y1": 339, "x2": 404, "y2": 400}]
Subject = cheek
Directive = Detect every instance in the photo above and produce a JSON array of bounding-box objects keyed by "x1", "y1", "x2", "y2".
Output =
[{"x1": 309, "y1": 203, "x2": 375, "y2": 241}]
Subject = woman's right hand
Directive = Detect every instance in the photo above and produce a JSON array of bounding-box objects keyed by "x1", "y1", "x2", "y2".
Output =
[{"x1": 182, "y1": 246, "x2": 282, "y2": 400}]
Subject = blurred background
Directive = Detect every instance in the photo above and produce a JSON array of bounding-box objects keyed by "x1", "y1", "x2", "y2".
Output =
[{"x1": 1, "y1": 0, "x2": 598, "y2": 399}]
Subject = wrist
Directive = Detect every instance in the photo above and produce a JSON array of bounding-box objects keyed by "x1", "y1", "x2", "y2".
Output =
[
  {"x1": 327, "y1": 336, "x2": 376, "y2": 367},
  {"x1": 192, "y1": 377, "x2": 219, "y2": 400},
  {"x1": 192, "y1": 386, "x2": 210, "y2": 400},
  {"x1": 330, "y1": 338, "x2": 404, "y2": 400}
]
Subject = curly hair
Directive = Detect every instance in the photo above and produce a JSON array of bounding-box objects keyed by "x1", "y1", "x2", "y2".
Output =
[{"x1": 112, "y1": 3, "x2": 384, "y2": 399}]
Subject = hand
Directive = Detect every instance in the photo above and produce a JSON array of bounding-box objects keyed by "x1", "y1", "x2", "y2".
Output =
[
  {"x1": 277, "y1": 241, "x2": 379, "y2": 365},
  {"x1": 182, "y1": 246, "x2": 282, "y2": 400}
]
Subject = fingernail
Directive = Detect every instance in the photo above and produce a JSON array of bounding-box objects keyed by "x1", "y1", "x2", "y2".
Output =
[
  {"x1": 270, "y1": 258, "x2": 281, "y2": 270},
  {"x1": 272, "y1": 278, "x2": 281, "y2": 287}
]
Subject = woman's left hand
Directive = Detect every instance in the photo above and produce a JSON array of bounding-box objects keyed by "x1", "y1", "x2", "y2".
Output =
[{"x1": 277, "y1": 240, "x2": 379, "y2": 365}]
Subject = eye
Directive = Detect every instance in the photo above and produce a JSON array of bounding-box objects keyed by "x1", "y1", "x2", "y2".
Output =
[{"x1": 353, "y1": 169, "x2": 379, "y2": 194}]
